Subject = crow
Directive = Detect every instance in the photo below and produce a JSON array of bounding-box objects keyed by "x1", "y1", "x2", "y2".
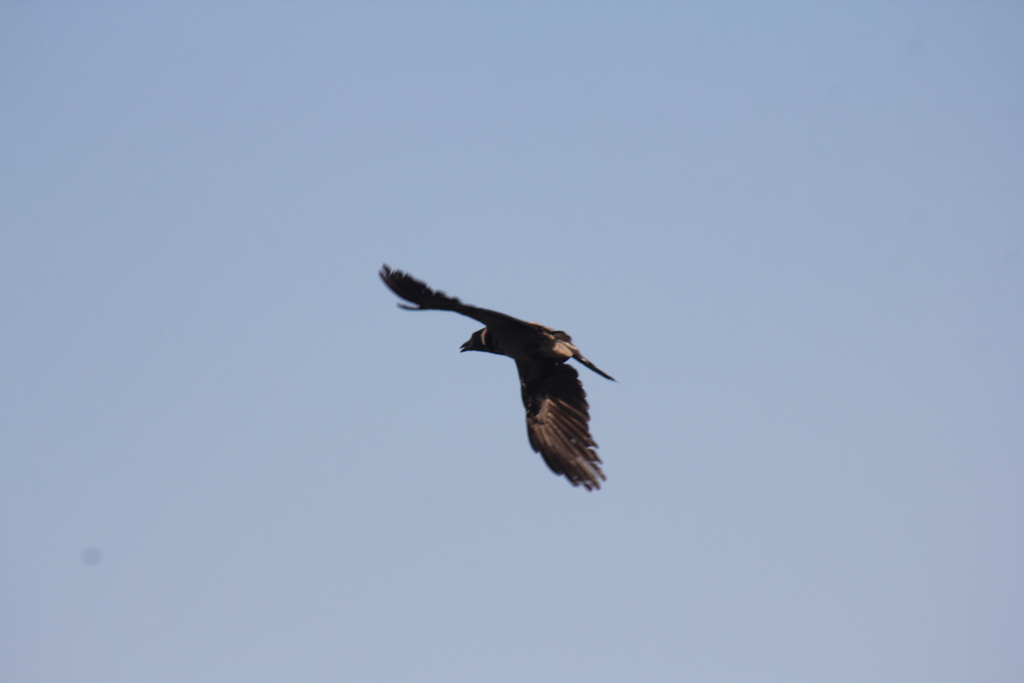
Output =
[{"x1": 380, "y1": 265, "x2": 614, "y2": 490}]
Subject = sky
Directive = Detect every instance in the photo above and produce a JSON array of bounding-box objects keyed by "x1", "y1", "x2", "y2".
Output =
[{"x1": 1, "y1": 2, "x2": 1022, "y2": 681}]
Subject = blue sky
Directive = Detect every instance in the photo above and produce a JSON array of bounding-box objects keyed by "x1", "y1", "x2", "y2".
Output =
[{"x1": 2, "y1": 3, "x2": 1022, "y2": 681}]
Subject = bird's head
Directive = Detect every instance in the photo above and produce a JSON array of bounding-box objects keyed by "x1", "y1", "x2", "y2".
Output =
[{"x1": 460, "y1": 328, "x2": 488, "y2": 353}]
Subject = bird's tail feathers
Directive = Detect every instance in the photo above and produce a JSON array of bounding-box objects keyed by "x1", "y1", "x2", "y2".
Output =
[{"x1": 574, "y1": 353, "x2": 616, "y2": 381}]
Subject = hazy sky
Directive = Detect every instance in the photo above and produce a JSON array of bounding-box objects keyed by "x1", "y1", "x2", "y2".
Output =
[{"x1": 2, "y1": 3, "x2": 1022, "y2": 681}]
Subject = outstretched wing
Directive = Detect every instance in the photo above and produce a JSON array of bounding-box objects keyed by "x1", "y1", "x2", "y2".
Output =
[
  {"x1": 379, "y1": 265, "x2": 523, "y2": 327},
  {"x1": 517, "y1": 358, "x2": 605, "y2": 490}
]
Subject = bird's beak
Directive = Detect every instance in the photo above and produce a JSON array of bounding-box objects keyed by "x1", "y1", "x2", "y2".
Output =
[{"x1": 459, "y1": 341, "x2": 470, "y2": 352}]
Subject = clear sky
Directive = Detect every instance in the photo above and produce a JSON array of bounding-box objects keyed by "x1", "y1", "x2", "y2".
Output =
[{"x1": 2, "y1": 3, "x2": 1022, "y2": 681}]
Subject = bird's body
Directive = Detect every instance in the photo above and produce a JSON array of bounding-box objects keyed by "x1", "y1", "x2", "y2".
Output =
[{"x1": 379, "y1": 265, "x2": 613, "y2": 490}]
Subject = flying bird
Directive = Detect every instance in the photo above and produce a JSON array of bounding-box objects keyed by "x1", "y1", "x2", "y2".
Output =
[{"x1": 379, "y1": 265, "x2": 614, "y2": 490}]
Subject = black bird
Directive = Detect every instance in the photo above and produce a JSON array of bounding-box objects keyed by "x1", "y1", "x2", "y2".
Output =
[{"x1": 380, "y1": 265, "x2": 614, "y2": 490}]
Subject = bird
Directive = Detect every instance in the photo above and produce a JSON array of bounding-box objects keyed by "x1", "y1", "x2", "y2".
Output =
[{"x1": 379, "y1": 265, "x2": 614, "y2": 490}]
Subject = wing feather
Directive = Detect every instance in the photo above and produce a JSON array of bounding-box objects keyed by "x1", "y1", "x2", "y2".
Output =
[
  {"x1": 379, "y1": 265, "x2": 523, "y2": 327},
  {"x1": 517, "y1": 359, "x2": 605, "y2": 490}
]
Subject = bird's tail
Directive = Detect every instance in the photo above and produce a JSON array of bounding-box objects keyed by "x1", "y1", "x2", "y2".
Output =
[{"x1": 574, "y1": 353, "x2": 615, "y2": 381}]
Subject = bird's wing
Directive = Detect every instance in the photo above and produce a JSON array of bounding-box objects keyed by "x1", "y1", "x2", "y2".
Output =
[
  {"x1": 517, "y1": 358, "x2": 605, "y2": 490},
  {"x1": 380, "y1": 265, "x2": 524, "y2": 327}
]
